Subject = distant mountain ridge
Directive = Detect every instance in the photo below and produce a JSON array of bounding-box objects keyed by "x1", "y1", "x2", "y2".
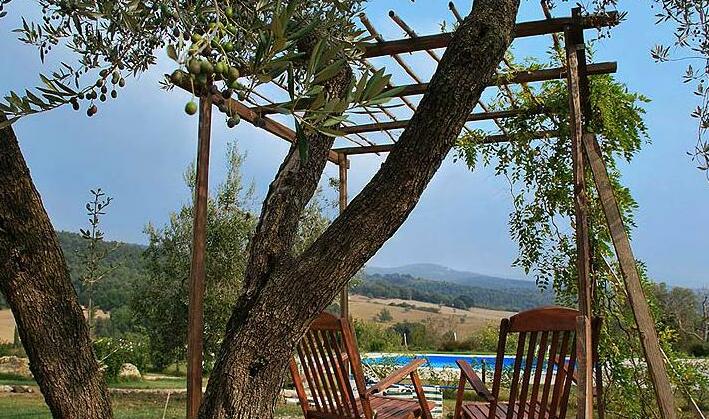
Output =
[{"x1": 365, "y1": 263, "x2": 537, "y2": 291}]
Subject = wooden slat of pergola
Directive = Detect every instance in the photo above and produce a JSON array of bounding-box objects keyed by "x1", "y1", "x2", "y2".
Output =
[{"x1": 361, "y1": 13, "x2": 618, "y2": 58}]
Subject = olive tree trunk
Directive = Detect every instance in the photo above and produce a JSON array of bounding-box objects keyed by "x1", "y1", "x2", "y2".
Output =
[
  {"x1": 199, "y1": 1, "x2": 520, "y2": 417},
  {"x1": 0, "y1": 116, "x2": 112, "y2": 418}
]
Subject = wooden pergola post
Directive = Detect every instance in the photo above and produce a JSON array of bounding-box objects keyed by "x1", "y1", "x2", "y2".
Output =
[
  {"x1": 565, "y1": 8, "x2": 677, "y2": 418},
  {"x1": 564, "y1": 13, "x2": 593, "y2": 418},
  {"x1": 582, "y1": 132, "x2": 678, "y2": 419},
  {"x1": 338, "y1": 152, "x2": 349, "y2": 319},
  {"x1": 186, "y1": 92, "x2": 213, "y2": 419}
]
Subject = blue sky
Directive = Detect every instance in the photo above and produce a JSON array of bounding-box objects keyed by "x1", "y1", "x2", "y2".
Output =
[{"x1": 1, "y1": 1, "x2": 707, "y2": 288}]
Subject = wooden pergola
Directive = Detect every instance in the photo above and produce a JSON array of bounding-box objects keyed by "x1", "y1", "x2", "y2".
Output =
[{"x1": 180, "y1": 4, "x2": 678, "y2": 419}]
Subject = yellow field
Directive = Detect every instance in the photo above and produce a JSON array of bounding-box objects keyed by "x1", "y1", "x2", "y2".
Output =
[
  {"x1": 349, "y1": 294, "x2": 513, "y2": 337},
  {"x1": 0, "y1": 308, "x2": 109, "y2": 344},
  {"x1": 0, "y1": 310, "x2": 14, "y2": 344},
  {"x1": 0, "y1": 297, "x2": 512, "y2": 344}
]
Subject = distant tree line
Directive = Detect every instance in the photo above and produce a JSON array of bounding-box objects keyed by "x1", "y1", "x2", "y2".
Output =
[{"x1": 353, "y1": 273, "x2": 554, "y2": 312}]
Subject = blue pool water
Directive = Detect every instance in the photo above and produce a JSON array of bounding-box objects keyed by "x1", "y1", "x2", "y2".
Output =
[{"x1": 363, "y1": 353, "x2": 516, "y2": 370}]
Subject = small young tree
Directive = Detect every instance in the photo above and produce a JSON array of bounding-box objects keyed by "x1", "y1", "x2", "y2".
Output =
[
  {"x1": 133, "y1": 145, "x2": 255, "y2": 369},
  {"x1": 79, "y1": 188, "x2": 117, "y2": 337},
  {"x1": 375, "y1": 308, "x2": 393, "y2": 322}
]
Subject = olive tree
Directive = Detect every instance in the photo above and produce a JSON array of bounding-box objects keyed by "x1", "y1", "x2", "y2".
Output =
[{"x1": 0, "y1": 0, "x2": 521, "y2": 417}]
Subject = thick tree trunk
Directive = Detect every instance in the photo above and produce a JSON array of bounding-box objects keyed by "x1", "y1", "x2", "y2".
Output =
[
  {"x1": 199, "y1": 1, "x2": 520, "y2": 417},
  {"x1": 0, "y1": 116, "x2": 112, "y2": 418}
]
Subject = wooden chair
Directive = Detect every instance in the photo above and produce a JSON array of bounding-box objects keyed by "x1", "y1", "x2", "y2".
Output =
[
  {"x1": 289, "y1": 312, "x2": 434, "y2": 419},
  {"x1": 453, "y1": 306, "x2": 601, "y2": 419}
]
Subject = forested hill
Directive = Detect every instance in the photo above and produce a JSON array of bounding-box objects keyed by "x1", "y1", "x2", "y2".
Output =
[
  {"x1": 1, "y1": 233, "x2": 551, "y2": 313},
  {"x1": 366, "y1": 263, "x2": 537, "y2": 290},
  {"x1": 352, "y1": 273, "x2": 553, "y2": 312},
  {"x1": 0, "y1": 231, "x2": 147, "y2": 310},
  {"x1": 58, "y1": 231, "x2": 148, "y2": 311}
]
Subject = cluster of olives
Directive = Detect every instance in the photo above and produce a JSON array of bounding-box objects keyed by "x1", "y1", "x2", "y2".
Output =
[
  {"x1": 172, "y1": 10, "x2": 250, "y2": 129},
  {"x1": 72, "y1": 68, "x2": 126, "y2": 117}
]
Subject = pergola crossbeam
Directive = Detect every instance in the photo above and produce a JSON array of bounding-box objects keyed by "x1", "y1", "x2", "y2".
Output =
[
  {"x1": 333, "y1": 130, "x2": 559, "y2": 155},
  {"x1": 362, "y1": 12, "x2": 618, "y2": 58},
  {"x1": 252, "y1": 62, "x2": 616, "y2": 115},
  {"x1": 390, "y1": 61, "x2": 617, "y2": 98},
  {"x1": 340, "y1": 108, "x2": 540, "y2": 134}
]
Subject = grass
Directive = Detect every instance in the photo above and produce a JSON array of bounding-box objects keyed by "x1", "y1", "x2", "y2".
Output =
[
  {"x1": 0, "y1": 373, "x2": 192, "y2": 391},
  {"x1": 0, "y1": 392, "x2": 303, "y2": 418}
]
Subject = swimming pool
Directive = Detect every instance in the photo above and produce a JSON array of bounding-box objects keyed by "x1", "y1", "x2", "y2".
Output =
[{"x1": 363, "y1": 353, "x2": 516, "y2": 370}]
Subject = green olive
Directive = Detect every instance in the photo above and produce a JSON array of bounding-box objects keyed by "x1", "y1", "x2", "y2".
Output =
[
  {"x1": 227, "y1": 66, "x2": 239, "y2": 81},
  {"x1": 188, "y1": 59, "x2": 202, "y2": 75},
  {"x1": 200, "y1": 60, "x2": 214, "y2": 75},
  {"x1": 223, "y1": 41, "x2": 234, "y2": 52},
  {"x1": 185, "y1": 101, "x2": 198, "y2": 115}
]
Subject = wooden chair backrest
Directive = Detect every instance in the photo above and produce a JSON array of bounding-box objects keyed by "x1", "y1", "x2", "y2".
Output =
[
  {"x1": 488, "y1": 306, "x2": 599, "y2": 419},
  {"x1": 289, "y1": 312, "x2": 374, "y2": 419}
]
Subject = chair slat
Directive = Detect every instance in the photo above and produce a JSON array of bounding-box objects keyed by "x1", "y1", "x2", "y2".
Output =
[
  {"x1": 516, "y1": 331, "x2": 538, "y2": 413},
  {"x1": 318, "y1": 329, "x2": 355, "y2": 417},
  {"x1": 289, "y1": 358, "x2": 311, "y2": 416},
  {"x1": 489, "y1": 318, "x2": 509, "y2": 419},
  {"x1": 558, "y1": 331, "x2": 578, "y2": 419},
  {"x1": 506, "y1": 331, "x2": 527, "y2": 419},
  {"x1": 326, "y1": 330, "x2": 362, "y2": 418},
  {"x1": 302, "y1": 336, "x2": 332, "y2": 411},
  {"x1": 527, "y1": 331, "x2": 549, "y2": 419},
  {"x1": 297, "y1": 340, "x2": 324, "y2": 412},
  {"x1": 307, "y1": 331, "x2": 344, "y2": 416},
  {"x1": 548, "y1": 330, "x2": 572, "y2": 416},
  {"x1": 539, "y1": 330, "x2": 560, "y2": 413}
]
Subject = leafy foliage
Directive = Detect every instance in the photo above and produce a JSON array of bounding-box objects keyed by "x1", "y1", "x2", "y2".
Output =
[
  {"x1": 130, "y1": 143, "x2": 332, "y2": 369},
  {"x1": 0, "y1": 0, "x2": 402, "y2": 155},
  {"x1": 131, "y1": 144, "x2": 256, "y2": 370},
  {"x1": 352, "y1": 320, "x2": 401, "y2": 352},
  {"x1": 93, "y1": 336, "x2": 149, "y2": 381},
  {"x1": 549, "y1": 0, "x2": 709, "y2": 177},
  {"x1": 454, "y1": 45, "x2": 707, "y2": 415}
]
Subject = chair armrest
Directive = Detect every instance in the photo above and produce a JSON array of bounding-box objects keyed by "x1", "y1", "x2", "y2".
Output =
[
  {"x1": 368, "y1": 358, "x2": 426, "y2": 395},
  {"x1": 456, "y1": 359, "x2": 495, "y2": 402}
]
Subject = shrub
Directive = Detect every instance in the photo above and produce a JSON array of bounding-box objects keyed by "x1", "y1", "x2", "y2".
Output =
[
  {"x1": 0, "y1": 343, "x2": 26, "y2": 358},
  {"x1": 353, "y1": 320, "x2": 401, "y2": 352},
  {"x1": 375, "y1": 308, "x2": 393, "y2": 322},
  {"x1": 93, "y1": 336, "x2": 149, "y2": 380},
  {"x1": 688, "y1": 339, "x2": 709, "y2": 357}
]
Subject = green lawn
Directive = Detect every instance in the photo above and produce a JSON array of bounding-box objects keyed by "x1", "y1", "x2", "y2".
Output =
[
  {"x1": 0, "y1": 374, "x2": 190, "y2": 390},
  {"x1": 0, "y1": 392, "x2": 303, "y2": 418}
]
